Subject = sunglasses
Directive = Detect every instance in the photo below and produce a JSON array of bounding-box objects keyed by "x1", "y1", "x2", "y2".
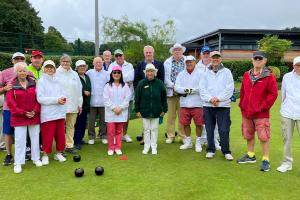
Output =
[
  {"x1": 115, "y1": 54, "x2": 123, "y2": 57},
  {"x1": 112, "y1": 71, "x2": 121, "y2": 74},
  {"x1": 14, "y1": 57, "x2": 25, "y2": 60},
  {"x1": 253, "y1": 57, "x2": 263, "y2": 61}
]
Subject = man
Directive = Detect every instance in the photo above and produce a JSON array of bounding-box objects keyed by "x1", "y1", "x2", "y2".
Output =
[
  {"x1": 27, "y1": 50, "x2": 44, "y2": 80},
  {"x1": 0, "y1": 52, "x2": 26, "y2": 165},
  {"x1": 103, "y1": 50, "x2": 112, "y2": 71},
  {"x1": 164, "y1": 43, "x2": 186, "y2": 144},
  {"x1": 108, "y1": 49, "x2": 134, "y2": 143},
  {"x1": 199, "y1": 51, "x2": 234, "y2": 161},
  {"x1": 134, "y1": 45, "x2": 164, "y2": 88},
  {"x1": 237, "y1": 51, "x2": 278, "y2": 172},
  {"x1": 197, "y1": 46, "x2": 221, "y2": 150},
  {"x1": 277, "y1": 56, "x2": 300, "y2": 173},
  {"x1": 86, "y1": 57, "x2": 109, "y2": 145},
  {"x1": 175, "y1": 55, "x2": 203, "y2": 152}
]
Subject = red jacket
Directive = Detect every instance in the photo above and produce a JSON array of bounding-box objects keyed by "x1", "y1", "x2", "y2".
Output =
[
  {"x1": 239, "y1": 67, "x2": 278, "y2": 119},
  {"x1": 6, "y1": 76, "x2": 40, "y2": 127}
]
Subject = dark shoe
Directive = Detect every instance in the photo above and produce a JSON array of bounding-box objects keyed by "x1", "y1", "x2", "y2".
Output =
[
  {"x1": 3, "y1": 154, "x2": 13, "y2": 166},
  {"x1": 0, "y1": 147, "x2": 6, "y2": 151},
  {"x1": 75, "y1": 145, "x2": 82, "y2": 150},
  {"x1": 80, "y1": 140, "x2": 88, "y2": 145},
  {"x1": 25, "y1": 153, "x2": 31, "y2": 161},
  {"x1": 261, "y1": 160, "x2": 270, "y2": 172},
  {"x1": 65, "y1": 148, "x2": 77, "y2": 154},
  {"x1": 237, "y1": 154, "x2": 256, "y2": 164}
]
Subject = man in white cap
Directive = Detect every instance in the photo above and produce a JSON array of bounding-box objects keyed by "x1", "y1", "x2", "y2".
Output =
[
  {"x1": 277, "y1": 56, "x2": 300, "y2": 173},
  {"x1": 199, "y1": 51, "x2": 234, "y2": 161},
  {"x1": 164, "y1": 43, "x2": 186, "y2": 144},
  {"x1": 0, "y1": 52, "x2": 26, "y2": 165},
  {"x1": 108, "y1": 49, "x2": 134, "y2": 143},
  {"x1": 175, "y1": 55, "x2": 204, "y2": 152},
  {"x1": 86, "y1": 57, "x2": 109, "y2": 145}
]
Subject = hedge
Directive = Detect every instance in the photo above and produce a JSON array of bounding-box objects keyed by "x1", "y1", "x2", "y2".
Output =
[{"x1": 0, "y1": 52, "x2": 290, "y2": 80}]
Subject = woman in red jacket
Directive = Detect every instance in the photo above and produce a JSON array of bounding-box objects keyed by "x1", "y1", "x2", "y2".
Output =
[{"x1": 6, "y1": 62, "x2": 42, "y2": 174}]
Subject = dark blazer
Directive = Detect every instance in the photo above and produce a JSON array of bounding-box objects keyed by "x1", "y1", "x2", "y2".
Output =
[{"x1": 133, "y1": 60, "x2": 165, "y2": 88}]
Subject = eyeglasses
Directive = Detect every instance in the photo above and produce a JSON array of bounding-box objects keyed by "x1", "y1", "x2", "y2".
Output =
[
  {"x1": 253, "y1": 57, "x2": 263, "y2": 61},
  {"x1": 14, "y1": 57, "x2": 25, "y2": 60},
  {"x1": 112, "y1": 71, "x2": 121, "y2": 74}
]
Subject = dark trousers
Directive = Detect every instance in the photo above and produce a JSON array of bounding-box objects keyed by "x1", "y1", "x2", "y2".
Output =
[
  {"x1": 88, "y1": 107, "x2": 107, "y2": 140},
  {"x1": 204, "y1": 107, "x2": 231, "y2": 154},
  {"x1": 74, "y1": 110, "x2": 89, "y2": 146}
]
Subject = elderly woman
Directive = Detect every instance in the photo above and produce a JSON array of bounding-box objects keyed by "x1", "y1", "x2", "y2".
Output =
[
  {"x1": 56, "y1": 55, "x2": 83, "y2": 154},
  {"x1": 37, "y1": 60, "x2": 67, "y2": 165},
  {"x1": 135, "y1": 64, "x2": 167, "y2": 155},
  {"x1": 6, "y1": 62, "x2": 42, "y2": 173},
  {"x1": 103, "y1": 66, "x2": 131, "y2": 156},
  {"x1": 74, "y1": 60, "x2": 91, "y2": 150}
]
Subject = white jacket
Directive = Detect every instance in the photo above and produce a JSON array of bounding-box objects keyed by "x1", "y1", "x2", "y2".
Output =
[
  {"x1": 175, "y1": 69, "x2": 203, "y2": 108},
  {"x1": 196, "y1": 60, "x2": 210, "y2": 72},
  {"x1": 199, "y1": 65, "x2": 234, "y2": 107},
  {"x1": 86, "y1": 69, "x2": 109, "y2": 107},
  {"x1": 164, "y1": 56, "x2": 186, "y2": 97},
  {"x1": 55, "y1": 66, "x2": 83, "y2": 113},
  {"x1": 36, "y1": 74, "x2": 67, "y2": 123},
  {"x1": 280, "y1": 71, "x2": 300, "y2": 120},
  {"x1": 103, "y1": 83, "x2": 131, "y2": 122},
  {"x1": 108, "y1": 61, "x2": 134, "y2": 100}
]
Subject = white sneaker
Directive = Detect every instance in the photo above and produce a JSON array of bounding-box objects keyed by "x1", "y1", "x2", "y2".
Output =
[
  {"x1": 142, "y1": 148, "x2": 150, "y2": 155},
  {"x1": 206, "y1": 152, "x2": 215, "y2": 159},
  {"x1": 41, "y1": 155, "x2": 49, "y2": 165},
  {"x1": 277, "y1": 163, "x2": 292, "y2": 173},
  {"x1": 180, "y1": 137, "x2": 193, "y2": 150},
  {"x1": 115, "y1": 149, "x2": 122, "y2": 155},
  {"x1": 195, "y1": 137, "x2": 202, "y2": 153},
  {"x1": 33, "y1": 160, "x2": 43, "y2": 167},
  {"x1": 88, "y1": 139, "x2": 95, "y2": 145},
  {"x1": 152, "y1": 149, "x2": 157, "y2": 155},
  {"x1": 54, "y1": 153, "x2": 66, "y2": 162},
  {"x1": 122, "y1": 134, "x2": 133, "y2": 143},
  {"x1": 165, "y1": 138, "x2": 174, "y2": 144},
  {"x1": 107, "y1": 150, "x2": 114, "y2": 156},
  {"x1": 215, "y1": 144, "x2": 222, "y2": 151},
  {"x1": 101, "y1": 139, "x2": 108, "y2": 144},
  {"x1": 14, "y1": 164, "x2": 22, "y2": 174},
  {"x1": 225, "y1": 154, "x2": 234, "y2": 161}
]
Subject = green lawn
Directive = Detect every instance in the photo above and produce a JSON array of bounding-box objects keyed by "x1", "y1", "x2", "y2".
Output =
[{"x1": 0, "y1": 96, "x2": 300, "y2": 200}]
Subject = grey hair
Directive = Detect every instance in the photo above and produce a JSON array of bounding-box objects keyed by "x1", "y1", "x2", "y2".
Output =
[
  {"x1": 103, "y1": 50, "x2": 111, "y2": 56},
  {"x1": 60, "y1": 54, "x2": 72, "y2": 65},
  {"x1": 13, "y1": 62, "x2": 27, "y2": 73},
  {"x1": 144, "y1": 45, "x2": 154, "y2": 52}
]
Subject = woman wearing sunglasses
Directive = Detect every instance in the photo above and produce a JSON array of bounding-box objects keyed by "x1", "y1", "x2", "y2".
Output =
[{"x1": 103, "y1": 66, "x2": 131, "y2": 156}]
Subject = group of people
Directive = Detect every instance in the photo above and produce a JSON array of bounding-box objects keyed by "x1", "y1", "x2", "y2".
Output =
[{"x1": 0, "y1": 43, "x2": 299, "y2": 174}]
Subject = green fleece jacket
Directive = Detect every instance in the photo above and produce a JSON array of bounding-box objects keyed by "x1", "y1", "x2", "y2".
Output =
[{"x1": 135, "y1": 78, "x2": 167, "y2": 118}]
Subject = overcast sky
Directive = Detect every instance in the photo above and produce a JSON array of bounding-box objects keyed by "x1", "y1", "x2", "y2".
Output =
[{"x1": 29, "y1": 0, "x2": 300, "y2": 44}]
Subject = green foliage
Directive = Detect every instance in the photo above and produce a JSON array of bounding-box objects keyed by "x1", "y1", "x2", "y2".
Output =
[
  {"x1": 44, "y1": 26, "x2": 73, "y2": 53},
  {"x1": 269, "y1": 66, "x2": 281, "y2": 79},
  {"x1": 257, "y1": 35, "x2": 292, "y2": 65},
  {"x1": 222, "y1": 60, "x2": 253, "y2": 81},
  {"x1": 71, "y1": 39, "x2": 95, "y2": 56},
  {"x1": 285, "y1": 27, "x2": 300, "y2": 31},
  {"x1": 101, "y1": 16, "x2": 175, "y2": 64}
]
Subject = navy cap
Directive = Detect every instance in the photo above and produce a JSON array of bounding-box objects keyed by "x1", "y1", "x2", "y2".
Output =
[
  {"x1": 200, "y1": 46, "x2": 211, "y2": 53},
  {"x1": 253, "y1": 51, "x2": 267, "y2": 59}
]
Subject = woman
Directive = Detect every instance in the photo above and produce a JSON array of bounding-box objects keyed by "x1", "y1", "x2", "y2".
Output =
[
  {"x1": 37, "y1": 60, "x2": 67, "y2": 165},
  {"x1": 103, "y1": 66, "x2": 131, "y2": 156},
  {"x1": 56, "y1": 55, "x2": 83, "y2": 154},
  {"x1": 6, "y1": 62, "x2": 42, "y2": 173},
  {"x1": 135, "y1": 64, "x2": 167, "y2": 155},
  {"x1": 74, "y1": 60, "x2": 91, "y2": 150}
]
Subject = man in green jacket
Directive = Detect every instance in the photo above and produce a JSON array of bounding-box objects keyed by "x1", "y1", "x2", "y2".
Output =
[
  {"x1": 135, "y1": 64, "x2": 167, "y2": 155},
  {"x1": 27, "y1": 51, "x2": 44, "y2": 80}
]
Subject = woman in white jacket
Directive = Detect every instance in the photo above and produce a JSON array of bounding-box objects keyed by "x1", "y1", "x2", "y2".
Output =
[
  {"x1": 55, "y1": 55, "x2": 83, "y2": 154},
  {"x1": 37, "y1": 60, "x2": 67, "y2": 165},
  {"x1": 103, "y1": 66, "x2": 131, "y2": 156}
]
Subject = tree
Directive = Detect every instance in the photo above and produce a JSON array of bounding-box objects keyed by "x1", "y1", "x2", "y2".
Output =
[
  {"x1": 101, "y1": 16, "x2": 175, "y2": 64},
  {"x1": 71, "y1": 39, "x2": 95, "y2": 56},
  {"x1": 257, "y1": 35, "x2": 292, "y2": 65},
  {"x1": 285, "y1": 27, "x2": 300, "y2": 31},
  {"x1": 44, "y1": 26, "x2": 73, "y2": 53},
  {"x1": 0, "y1": 0, "x2": 45, "y2": 51}
]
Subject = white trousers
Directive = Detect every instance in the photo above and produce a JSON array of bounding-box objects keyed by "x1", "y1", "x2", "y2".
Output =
[
  {"x1": 142, "y1": 118, "x2": 159, "y2": 150},
  {"x1": 14, "y1": 125, "x2": 40, "y2": 165},
  {"x1": 200, "y1": 124, "x2": 220, "y2": 147}
]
